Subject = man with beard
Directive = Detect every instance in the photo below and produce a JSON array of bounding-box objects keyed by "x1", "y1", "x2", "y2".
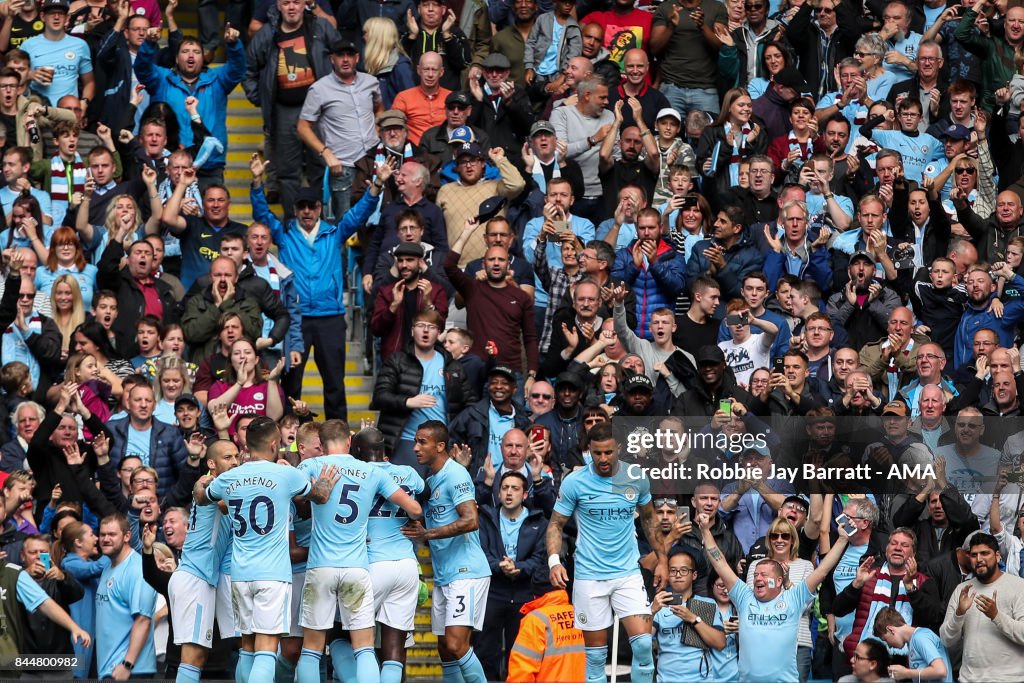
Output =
[
  {"x1": 445, "y1": 217, "x2": 539, "y2": 391},
  {"x1": 371, "y1": 308, "x2": 474, "y2": 470},
  {"x1": 686, "y1": 205, "x2": 762, "y2": 303},
  {"x1": 599, "y1": 114, "x2": 659, "y2": 218},
  {"x1": 954, "y1": 265, "x2": 1024, "y2": 367},
  {"x1": 94, "y1": 513, "x2": 158, "y2": 680},
  {"x1": 619, "y1": 373, "x2": 657, "y2": 417},
  {"x1": 450, "y1": 366, "x2": 531, "y2": 475},
  {"x1": 831, "y1": 527, "x2": 944, "y2": 675},
  {"x1": 370, "y1": 242, "x2": 449, "y2": 360},
  {"x1": 551, "y1": 78, "x2": 615, "y2": 226},
  {"x1": 827, "y1": 251, "x2": 902, "y2": 351},
  {"x1": 940, "y1": 532, "x2": 1024, "y2": 681},
  {"x1": 135, "y1": 26, "x2": 244, "y2": 187},
  {"x1": 467, "y1": 216, "x2": 534, "y2": 299}
]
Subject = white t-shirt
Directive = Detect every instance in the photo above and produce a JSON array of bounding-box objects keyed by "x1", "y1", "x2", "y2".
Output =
[{"x1": 720, "y1": 334, "x2": 772, "y2": 386}]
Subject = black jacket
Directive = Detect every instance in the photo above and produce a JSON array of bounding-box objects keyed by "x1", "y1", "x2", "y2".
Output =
[
  {"x1": 450, "y1": 398, "x2": 531, "y2": 477},
  {"x1": 23, "y1": 571, "x2": 84, "y2": 656},
  {"x1": 677, "y1": 516, "x2": 745, "y2": 597},
  {"x1": 370, "y1": 345, "x2": 477, "y2": 453},
  {"x1": 478, "y1": 505, "x2": 550, "y2": 603},
  {"x1": 26, "y1": 411, "x2": 114, "y2": 517},
  {"x1": 0, "y1": 273, "x2": 64, "y2": 390},
  {"x1": 468, "y1": 88, "x2": 534, "y2": 158},
  {"x1": 96, "y1": 240, "x2": 178, "y2": 358},
  {"x1": 891, "y1": 487, "x2": 980, "y2": 565},
  {"x1": 787, "y1": 4, "x2": 858, "y2": 99},
  {"x1": 672, "y1": 377, "x2": 755, "y2": 420},
  {"x1": 476, "y1": 467, "x2": 556, "y2": 516}
]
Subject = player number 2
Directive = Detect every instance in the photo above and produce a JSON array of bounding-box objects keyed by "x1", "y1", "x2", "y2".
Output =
[
  {"x1": 228, "y1": 495, "x2": 276, "y2": 537},
  {"x1": 368, "y1": 485, "x2": 414, "y2": 518},
  {"x1": 335, "y1": 484, "x2": 361, "y2": 524}
]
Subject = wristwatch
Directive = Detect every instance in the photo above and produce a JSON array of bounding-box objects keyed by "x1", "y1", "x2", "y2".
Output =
[
  {"x1": 121, "y1": 660, "x2": 134, "y2": 671},
  {"x1": 692, "y1": 616, "x2": 703, "y2": 625}
]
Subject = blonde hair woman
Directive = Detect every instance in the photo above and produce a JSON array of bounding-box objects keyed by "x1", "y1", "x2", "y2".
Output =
[
  {"x1": 363, "y1": 17, "x2": 415, "y2": 108},
  {"x1": 50, "y1": 275, "x2": 85, "y2": 361}
]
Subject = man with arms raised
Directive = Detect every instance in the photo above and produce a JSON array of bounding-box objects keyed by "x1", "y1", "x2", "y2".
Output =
[{"x1": 697, "y1": 508, "x2": 852, "y2": 682}]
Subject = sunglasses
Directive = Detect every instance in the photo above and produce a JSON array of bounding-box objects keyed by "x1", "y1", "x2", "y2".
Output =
[
  {"x1": 653, "y1": 498, "x2": 678, "y2": 508},
  {"x1": 530, "y1": 393, "x2": 553, "y2": 399},
  {"x1": 816, "y1": 6, "x2": 835, "y2": 12},
  {"x1": 447, "y1": 104, "x2": 470, "y2": 111},
  {"x1": 769, "y1": 532, "x2": 792, "y2": 540},
  {"x1": 955, "y1": 167, "x2": 976, "y2": 175}
]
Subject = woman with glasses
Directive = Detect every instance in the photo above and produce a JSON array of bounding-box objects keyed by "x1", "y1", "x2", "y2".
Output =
[
  {"x1": 853, "y1": 33, "x2": 899, "y2": 102},
  {"x1": 745, "y1": 517, "x2": 816, "y2": 681},
  {"x1": 696, "y1": 88, "x2": 767, "y2": 208},
  {"x1": 35, "y1": 226, "x2": 97, "y2": 310},
  {"x1": 840, "y1": 638, "x2": 894, "y2": 683},
  {"x1": 930, "y1": 141, "x2": 996, "y2": 222}
]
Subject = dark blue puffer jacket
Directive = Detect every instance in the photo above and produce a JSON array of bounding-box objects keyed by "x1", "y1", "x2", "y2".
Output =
[
  {"x1": 612, "y1": 239, "x2": 687, "y2": 340},
  {"x1": 106, "y1": 417, "x2": 189, "y2": 500}
]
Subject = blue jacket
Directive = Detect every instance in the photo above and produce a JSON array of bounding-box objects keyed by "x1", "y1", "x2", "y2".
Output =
[
  {"x1": 133, "y1": 38, "x2": 247, "y2": 169},
  {"x1": 611, "y1": 238, "x2": 687, "y2": 340},
  {"x1": 954, "y1": 275, "x2": 1024, "y2": 367},
  {"x1": 106, "y1": 417, "x2": 189, "y2": 500},
  {"x1": 686, "y1": 231, "x2": 763, "y2": 302},
  {"x1": 280, "y1": 270, "x2": 304, "y2": 370},
  {"x1": 763, "y1": 243, "x2": 833, "y2": 296},
  {"x1": 252, "y1": 184, "x2": 377, "y2": 317}
]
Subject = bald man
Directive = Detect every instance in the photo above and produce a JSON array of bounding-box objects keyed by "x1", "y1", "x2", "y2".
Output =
[
  {"x1": 606, "y1": 48, "x2": 671, "y2": 131},
  {"x1": 957, "y1": 190, "x2": 1024, "y2": 263},
  {"x1": 540, "y1": 55, "x2": 594, "y2": 119},
  {"x1": 859, "y1": 306, "x2": 929, "y2": 392},
  {"x1": 392, "y1": 52, "x2": 452, "y2": 145}
]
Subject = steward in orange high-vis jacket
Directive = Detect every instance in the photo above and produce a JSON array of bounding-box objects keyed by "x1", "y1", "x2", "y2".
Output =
[{"x1": 506, "y1": 589, "x2": 586, "y2": 682}]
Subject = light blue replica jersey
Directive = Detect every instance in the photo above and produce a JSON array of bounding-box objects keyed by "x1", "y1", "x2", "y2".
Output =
[
  {"x1": 553, "y1": 462, "x2": 652, "y2": 580},
  {"x1": 95, "y1": 551, "x2": 157, "y2": 678},
  {"x1": 653, "y1": 595, "x2": 724, "y2": 682},
  {"x1": 289, "y1": 503, "x2": 312, "y2": 574},
  {"x1": 729, "y1": 580, "x2": 814, "y2": 683},
  {"x1": 368, "y1": 461, "x2": 425, "y2": 564},
  {"x1": 206, "y1": 460, "x2": 311, "y2": 582},
  {"x1": 298, "y1": 454, "x2": 399, "y2": 569},
  {"x1": 425, "y1": 458, "x2": 490, "y2": 586},
  {"x1": 178, "y1": 499, "x2": 233, "y2": 585}
]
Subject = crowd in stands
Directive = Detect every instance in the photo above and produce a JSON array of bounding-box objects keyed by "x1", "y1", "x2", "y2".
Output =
[{"x1": 3, "y1": 0, "x2": 1024, "y2": 681}]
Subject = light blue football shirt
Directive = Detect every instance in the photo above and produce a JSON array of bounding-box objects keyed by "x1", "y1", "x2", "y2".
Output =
[
  {"x1": 95, "y1": 551, "x2": 157, "y2": 678},
  {"x1": 425, "y1": 458, "x2": 490, "y2": 586},
  {"x1": 298, "y1": 454, "x2": 399, "y2": 569},
  {"x1": 729, "y1": 579, "x2": 814, "y2": 683},
  {"x1": 206, "y1": 460, "x2": 311, "y2": 582},
  {"x1": 178, "y1": 500, "x2": 232, "y2": 586},
  {"x1": 553, "y1": 461, "x2": 652, "y2": 580},
  {"x1": 368, "y1": 461, "x2": 425, "y2": 564}
]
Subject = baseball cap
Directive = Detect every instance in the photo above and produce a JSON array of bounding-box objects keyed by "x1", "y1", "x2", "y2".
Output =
[
  {"x1": 655, "y1": 108, "x2": 682, "y2": 123},
  {"x1": 695, "y1": 345, "x2": 726, "y2": 365},
  {"x1": 447, "y1": 126, "x2": 475, "y2": 145},
  {"x1": 850, "y1": 250, "x2": 875, "y2": 265},
  {"x1": 623, "y1": 374, "x2": 654, "y2": 393},
  {"x1": 446, "y1": 91, "x2": 471, "y2": 108},
  {"x1": 174, "y1": 394, "x2": 201, "y2": 410},
  {"x1": 476, "y1": 196, "x2": 507, "y2": 223},
  {"x1": 783, "y1": 494, "x2": 809, "y2": 512},
  {"x1": 294, "y1": 187, "x2": 322, "y2": 206},
  {"x1": 554, "y1": 371, "x2": 584, "y2": 389},
  {"x1": 530, "y1": 120, "x2": 556, "y2": 137},
  {"x1": 40, "y1": 0, "x2": 70, "y2": 12},
  {"x1": 487, "y1": 366, "x2": 517, "y2": 383},
  {"x1": 456, "y1": 142, "x2": 485, "y2": 159},
  {"x1": 940, "y1": 124, "x2": 971, "y2": 141},
  {"x1": 881, "y1": 400, "x2": 909, "y2": 417},
  {"x1": 774, "y1": 67, "x2": 808, "y2": 94},
  {"x1": 376, "y1": 109, "x2": 407, "y2": 129}
]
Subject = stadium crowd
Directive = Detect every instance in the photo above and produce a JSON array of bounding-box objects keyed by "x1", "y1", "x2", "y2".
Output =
[{"x1": 3, "y1": 0, "x2": 1024, "y2": 681}]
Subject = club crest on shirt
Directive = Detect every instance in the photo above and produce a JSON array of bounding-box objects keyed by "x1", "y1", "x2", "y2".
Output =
[
  {"x1": 622, "y1": 486, "x2": 637, "y2": 502},
  {"x1": 775, "y1": 599, "x2": 786, "y2": 610},
  {"x1": 65, "y1": 52, "x2": 75, "y2": 60}
]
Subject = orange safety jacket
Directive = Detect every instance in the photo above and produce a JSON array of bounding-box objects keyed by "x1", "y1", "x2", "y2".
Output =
[{"x1": 506, "y1": 589, "x2": 586, "y2": 683}]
